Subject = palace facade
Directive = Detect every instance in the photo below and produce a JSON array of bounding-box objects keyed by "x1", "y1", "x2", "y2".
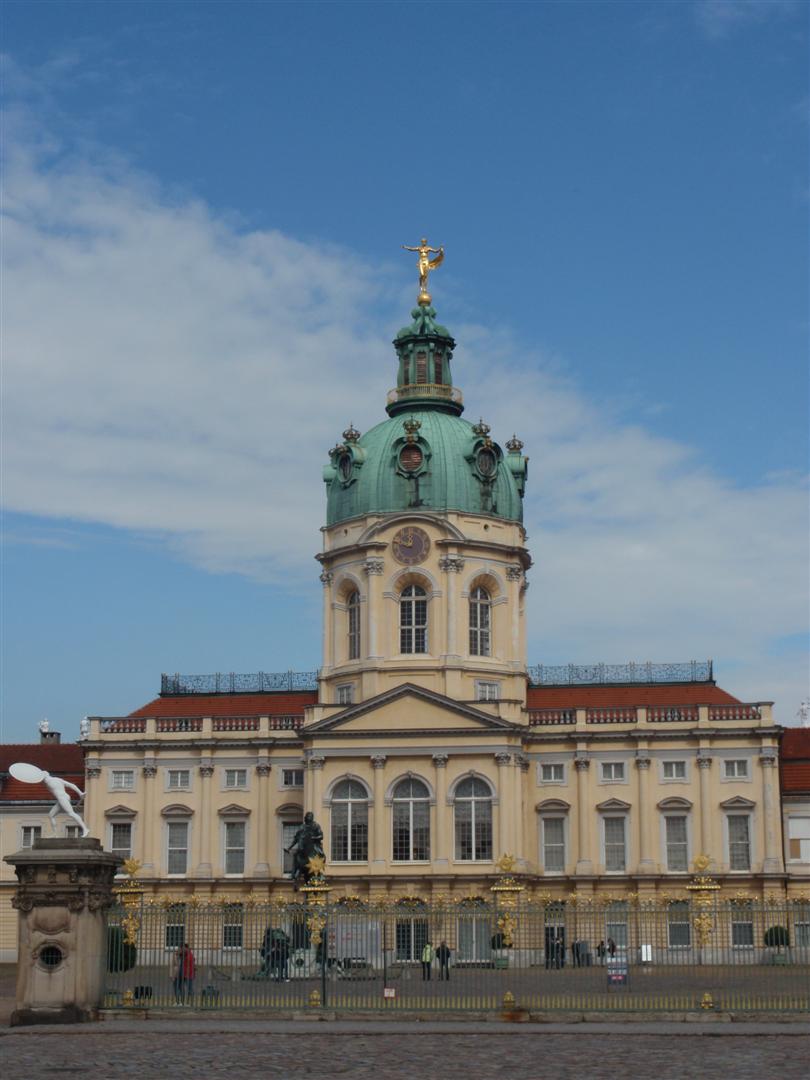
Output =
[{"x1": 81, "y1": 283, "x2": 790, "y2": 905}]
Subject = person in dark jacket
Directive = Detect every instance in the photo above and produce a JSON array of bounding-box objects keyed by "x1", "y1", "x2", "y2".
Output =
[{"x1": 435, "y1": 940, "x2": 451, "y2": 980}]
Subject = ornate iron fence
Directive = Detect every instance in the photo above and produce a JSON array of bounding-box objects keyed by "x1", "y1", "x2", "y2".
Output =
[
  {"x1": 104, "y1": 895, "x2": 810, "y2": 1014},
  {"x1": 161, "y1": 671, "x2": 319, "y2": 694},
  {"x1": 527, "y1": 661, "x2": 713, "y2": 686}
]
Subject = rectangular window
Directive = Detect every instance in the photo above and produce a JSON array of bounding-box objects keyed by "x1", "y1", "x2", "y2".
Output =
[
  {"x1": 728, "y1": 815, "x2": 751, "y2": 870},
  {"x1": 224, "y1": 768, "x2": 248, "y2": 789},
  {"x1": 224, "y1": 821, "x2": 246, "y2": 875},
  {"x1": 64, "y1": 825, "x2": 82, "y2": 839},
  {"x1": 475, "y1": 681, "x2": 500, "y2": 702},
  {"x1": 732, "y1": 917, "x2": 754, "y2": 947},
  {"x1": 604, "y1": 817, "x2": 626, "y2": 871},
  {"x1": 400, "y1": 594, "x2": 428, "y2": 654},
  {"x1": 796, "y1": 922, "x2": 810, "y2": 947},
  {"x1": 165, "y1": 905, "x2": 186, "y2": 950},
  {"x1": 601, "y1": 762, "x2": 625, "y2": 782},
  {"x1": 111, "y1": 770, "x2": 134, "y2": 791},
  {"x1": 282, "y1": 820, "x2": 303, "y2": 875},
  {"x1": 222, "y1": 906, "x2": 243, "y2": 950},
  {"x1": 167, "y1": 821, "x2": 189, "y2": 875},
  {"x1": 665, "y1": 815, "x2": 689, "y2": 871},
  {"x1": 392, "y1": 801, "x2": 430, "y2": 861},
  {"x1": 605, "y1": 904, "x2": 629, "y2": 950},
  {"x1": 348, "y1": 597, "x2": 361, "y2": 660},
  {"x1": 454, "y1": 799, "x2": 492, "y2": 862},
  {"x1": 21, "y1": 826, "x2": 42, "y2": 848},
  {"x1": 541, "y1": 763, "x2": 565, "y2": 783},
  {"x1": 542, "y1": 818, "x2": 565, "y2": 871},
  {"x1": 788, "y1": 817, "x2": 810, "y2": 862},
  {"x1": 663, "y1": 760, "x2": 687, "y2": 780},
  {"x1": 167, "y1": 769, "x2": 190, "y2": 790},
  {"x1": 724, "y1": 759, "x2": 749, "y2": 779},
  {"x1": 331, "y1": 802, "x2": 369, "y2": 862},
  {"x1": 110, "y1": 822, "x2": 133, "y2": 860},
  {"x1": 336, "y1": 684, "x2": 355, "y2": 706},
  {"x1": 415, "y1": 351, "x2": 427, "y2": 384},
  {"x1": 282, "y1": 769, "x2": 304, "y2": 788},
  {"x1": 668, "y1": 902, "x2": 691, "y2": 947}
]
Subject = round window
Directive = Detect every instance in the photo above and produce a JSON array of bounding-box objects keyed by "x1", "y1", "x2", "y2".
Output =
[
  {"x1": 338, "y1": 453, "x2": 353, "y2": 481},
  {"x1": 399, "y1": 444, "x2": 423, "y2": 472},
  {"x1": 477, "y1": 448, "x2": 497, "y2": 477},
  {"x1": 39, "y1": 945, "x2": 63, "y2": 969}
]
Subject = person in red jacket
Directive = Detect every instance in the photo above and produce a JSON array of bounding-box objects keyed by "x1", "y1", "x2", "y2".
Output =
[{"x1": 173, "y1": 942, "x2": 196, "y2": 1004}]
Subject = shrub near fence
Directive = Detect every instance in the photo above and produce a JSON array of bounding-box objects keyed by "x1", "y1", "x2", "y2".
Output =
[{"x1": 104, "y1": 897, "x2": 810, "y2": 1013}]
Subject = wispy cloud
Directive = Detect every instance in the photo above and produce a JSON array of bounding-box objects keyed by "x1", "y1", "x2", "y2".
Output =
[
  {"x1": 695, "y1": 0, "x2": 802, "y2": 40},
  {"x1": 2, "y1": 108, "x2": 807, "y2": 721}
]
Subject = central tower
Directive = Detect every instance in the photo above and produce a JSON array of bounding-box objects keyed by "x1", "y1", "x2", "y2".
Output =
[{"x1": 316, "y1": 249, "x2": 530, "y2": 717}]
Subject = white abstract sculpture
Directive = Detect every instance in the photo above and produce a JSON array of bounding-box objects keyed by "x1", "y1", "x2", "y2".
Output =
[
  {"x1": 38, "y1": 718, "x2": 50, "y2": 735},
  {"x1": 9, "y1": 762, "x2": 89, "y2": 837}
]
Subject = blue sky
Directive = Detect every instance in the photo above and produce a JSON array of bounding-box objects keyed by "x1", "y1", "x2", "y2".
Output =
[{"x1": 1, "y1": 0, "x2": 808, "y2": 741}]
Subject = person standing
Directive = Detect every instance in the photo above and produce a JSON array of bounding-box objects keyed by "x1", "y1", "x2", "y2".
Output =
[
  {"x1": 173, "y1": 942, "x2": 196, "y2": 1004},
  {"x1": 596, "y1": 940, "x2": 606, "y2": 966},
  {"x1": 421, "y1": 941, "x2": 434, "y2": 980},
  {"x1": 435, "y1": 940, "x2": 451, "y2": 981}
]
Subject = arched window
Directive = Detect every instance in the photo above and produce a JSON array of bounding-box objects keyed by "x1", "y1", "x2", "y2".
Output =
[
  {"x1": 330, "y1": 779, "x2": 368, "y2": 862},
  {"x1": 392, "y1": 777, "x2": 430, "y2": 861},
  {"x1": 454, "y1": 777, "x2": 493, "y2": 861},
  {"x1": 347, "y1": 591, "x2": 360, "y2": 660},
  {"x1": 400, "y1": 584, "x2": 428, "y2": 654},
  {"x1": 469, "y1": 586, "x2": 491, "y2": 656}
]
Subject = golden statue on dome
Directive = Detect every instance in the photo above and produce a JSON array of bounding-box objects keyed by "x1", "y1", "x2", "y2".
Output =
[{"x1": 402, "y1": 237, "x2": 444, "y2": 305}]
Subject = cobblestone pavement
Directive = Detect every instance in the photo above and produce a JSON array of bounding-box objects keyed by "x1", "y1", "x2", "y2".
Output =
[{"x1": 1, "y1": 1023, "x2": 809, "y2": 1080}]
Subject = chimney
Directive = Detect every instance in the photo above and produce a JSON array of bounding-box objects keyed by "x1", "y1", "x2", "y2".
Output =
[{"x1": 40, "y1": 730, "x2": 61, "y2": 744}]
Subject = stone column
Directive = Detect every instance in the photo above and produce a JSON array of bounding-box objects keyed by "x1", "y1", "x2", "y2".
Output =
[
  {"x1": 439, "y1": 556, "x2": 464, "y2": 659},
  {"x1": 506, "y1": 565, "x2": 523, "y2": 660},
  {"x1": 432, "y1": 754, "x2": 450, "y2": 866},
  {"x1": 308, "y1": 756, "x2": 326, "y2": 818},
  {"x1": 495, "y1": 753, "x2": 512, "y2": 857},
  {"x1": 696, "y1": 755, "x2": 713, "y2": 860},
  {"x1": 253, "y1": 761, "x2": 271, "y2": 877},
  {"x1": 4, "y1": 838, "x2": 122, "y2": 1025},
  {"x1": 574, "y1": 756, "x2": 593, "y2": 875},
  {"x1": 759, "y1": 750, "x2": 781, "y2": 873},
  {"x1": 370, "y1": 755, "x2": 387, "y2": 871},
  {"x1": 319, "y1": 570, "x2": 333, "y2": 671},
  {"x1": 514, "y1": 754, "x2": 529, "y2": 865},
  {"x1": 364, "y1": 559, "x2": 385, "y2": 660},
  {"x1": 193, "y1": 761, "x2": 214, "y2": 878},
  {"x1": 84, "y1": 764, "x2": 102, "y2": 841},
  {"x1": 140, "y1": 762, "x2": 157, "y2": 878},
  {"x1": 635, "y1": 755, "x2": 654, "y2": 873}
]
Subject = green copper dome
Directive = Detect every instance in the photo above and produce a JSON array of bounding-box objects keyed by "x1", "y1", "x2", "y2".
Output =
[{"x1": 323, "y1": 305, "x2": 528, "y2": 527}]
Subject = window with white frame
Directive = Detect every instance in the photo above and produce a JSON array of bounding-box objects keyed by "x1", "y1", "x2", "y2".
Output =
[
  {"x1": 665, "y1": 815, "x2": 689, "y2": 871},
  {"x1": 603, "y1": 816, "x2": 627, "y2": 871},
  {"x1": 454, "y1": 777, "x2": 493, "y2": 861},
  {"x1": 399, "y1": 584, "x2": 428, "y2": 654},
  {"x1": 165, "y1": 904, "x2": 186, "y2": 950},
  {"x1": 109, "y1": 821, "x2": 133, "y2": 860},
  {"x1": 731, "y1": 905, "x2": 754, "y2": 947},
  {"x1": 668, "y1": 901, "x2": 691, "y2": 947},
  {"x1": 796, "y1": 922, "x2": 810, "y2": 947},
  {"x1": 222, "y1": 904, "x2": 243, "y2": 949},
  {"x1": 110, "y1": 769, "x2": 134, "y2": 791},
  {"x1": 728, "y1": 814, "x2": 751, "y2": 870},
  {"x1": 469, "y1": 586, "x2": 491, "y2": 656},
  {"x1": 392, "y1": 777, "x2": 431, "y2": 861},
  {"x1": 724, "y1": 759, "x2": 749, "y2": 780},
  {"x1": 788, "y1": 817, "x2": 810, "y2": 862},
  {"x1": 224, "y1": 821, "x2": 246, "y2": 874},
  {"x1": 336, "y1": 684, "x2": 355, "y2": 706},
  {"x1": 541, "y1": 817, "x2": 565, "y2": 872},
  {"x1": 347, "y1": 590, "x2": 361, "y2": 661},
  {"x1": 21, "y1": 825, "x2": 42, "y2": 848},
  {"x1": 167, "y1": 820, "x2": 189, "y2": 875},
  {"x1": 330, "y1": 780, "x2": 369, "y2": 862},
  {"x1": 475, "y1": 681, "x2": 500, "y2": 702},
  {"x1": 282, "y1": 819, "x2": 303, "y2": 875},
  {"x1": 282, "y1": 768, "x2": 304, "y2": 788},
  {"x1": 605, "y1": 902, "x2": 629, "y2": 950},
  {"x1": 167, "y1": 769, "x2": 190, "y2": 790},
  {"x1": 224, "y1": 768, "x2": 248, "y2": 789},
  {"x1": 601, "y1": 762, "x2": 625, "y2": 783},
  {"x1": 64, "y1": 825, "x2": 82, "y2": 839},
  {"x1": 541, "y1": 763, "x2": 565, "y2": 783},
  {"x1": 662, "y1": 760, "x2": 687, "y2": 781}
]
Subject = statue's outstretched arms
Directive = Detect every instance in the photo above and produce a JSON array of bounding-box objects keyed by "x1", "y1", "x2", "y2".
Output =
[
  {"x1": 402, "y1": 245, "x2": 420, "y2": 252},
  {"x1": 63, "y1": 781, "x2": 85, "y2": 798}
]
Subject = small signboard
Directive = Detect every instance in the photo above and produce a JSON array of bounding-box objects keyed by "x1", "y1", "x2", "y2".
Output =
[
  {"x1": 606, "y1": 958, "x2": 629, "y2": 989},
  {"x1": 383, "y1": 987, "x2": 396, "y2": 999}
]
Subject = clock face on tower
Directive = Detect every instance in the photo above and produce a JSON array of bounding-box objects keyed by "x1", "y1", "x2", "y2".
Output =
[{"x1": 391, "y1": 526, "x2": 431, "y2": 566}]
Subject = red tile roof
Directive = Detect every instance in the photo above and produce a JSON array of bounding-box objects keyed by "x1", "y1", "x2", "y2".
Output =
[
  {"x1": 0, "y1": 744, "x2": 86, "y2": 803},
  {"x1": 780, "y1": 730, "x2": 810, "y2": 794},
  {"x1": 781, "y1": 762, "x2": 810, "y2": 793},
  {"x1": 781, "y1": 730, "x2": 810, "y2": 759},
  {"x1": 526, "y1": 684, "x2": 741, "y2": 708},
  {"x1": 129, "y1": 691, "x2": 318, "y2": 718}
]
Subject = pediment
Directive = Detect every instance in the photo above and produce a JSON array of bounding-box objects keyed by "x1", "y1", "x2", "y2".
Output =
[
  {"x1": 217, "y1": 803, "x2": 251, "y2": 817},
  {"x1": 596, "y1": 798, "x2": 632, "y2": 812},
  {"x1": 105, "y1": 804, "x2": 136, "y2": 818},
  {"x1": 160, "y1": 803, "x2": 193, "y2": 817},
  {"x1": 304, "y1": 683, "x2": 519, "y2": 735},
  {"x1": 536, "y1": 799, "x2": 570, "y2": 812},
  {"x1": 657, "y1": 796, "x2": 693, "y2": 810},
  {"x1": 719, "y1": 795, "x2": 756, "y2": 809}
]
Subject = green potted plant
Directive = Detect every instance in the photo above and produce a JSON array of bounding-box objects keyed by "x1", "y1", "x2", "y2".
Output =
[{"x1": 763, "y1": 924, "x2": 790, "y2": 964}]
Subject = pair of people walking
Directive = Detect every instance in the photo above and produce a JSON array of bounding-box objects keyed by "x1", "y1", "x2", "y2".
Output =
[{"x1": 421, "y1": 940, "x2": 451, "y2": 980}]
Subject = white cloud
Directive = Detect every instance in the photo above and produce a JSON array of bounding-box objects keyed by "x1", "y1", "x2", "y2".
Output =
[
  {"x1": 2, "y1": 113, "x2": 808, "y2": 723},
  {"x1": 694, "y1": 0, "x2": 801, "y2": 39}
]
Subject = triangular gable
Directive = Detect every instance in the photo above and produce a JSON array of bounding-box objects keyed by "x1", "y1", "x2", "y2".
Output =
[
  {"x1": 719, "y1": 795, "x2": 756, "y2": 809},
  {"x1": 596, "y1": 798, "x2": 632, "y2": 812},
  {"x1": 304, "y1": 683, "x2": 520, "y2": 734},
  {"x1": 217, "y1": 803, "x2": 251, "y2": 817},
  {"x1": 104, "y1": 804, "x2": 137, "y2": 818}
]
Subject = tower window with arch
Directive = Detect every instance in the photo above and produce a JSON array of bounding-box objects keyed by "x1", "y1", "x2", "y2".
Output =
[
  {"x1": 454, "y1": 777, "x2": 493, "y2": 861},
  {"x1": 469, "y1": 586, "x2": 491, "y2": 656},
  {"x1": 347, "y1": 590, "x2": 361, "y2": 660},
  {"x1": 400, "y1": 584, "x2": 428, "y2": 654},
  {"x1": 392, "y1": 777, "x2": 431, "y2": 861},
  {"x1": 330, "y1": 779, "x2": 368, "y2": 862}
]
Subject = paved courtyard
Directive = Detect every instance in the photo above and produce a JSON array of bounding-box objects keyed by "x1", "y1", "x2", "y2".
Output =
[{"x1": 1, "y1": 1021, "x2": 809, "y2": 1080}]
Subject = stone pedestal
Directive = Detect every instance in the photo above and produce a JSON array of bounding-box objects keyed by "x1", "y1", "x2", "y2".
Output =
[{"x1": 3, "y1": 838, "x2": 122, "y2": 1025}]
